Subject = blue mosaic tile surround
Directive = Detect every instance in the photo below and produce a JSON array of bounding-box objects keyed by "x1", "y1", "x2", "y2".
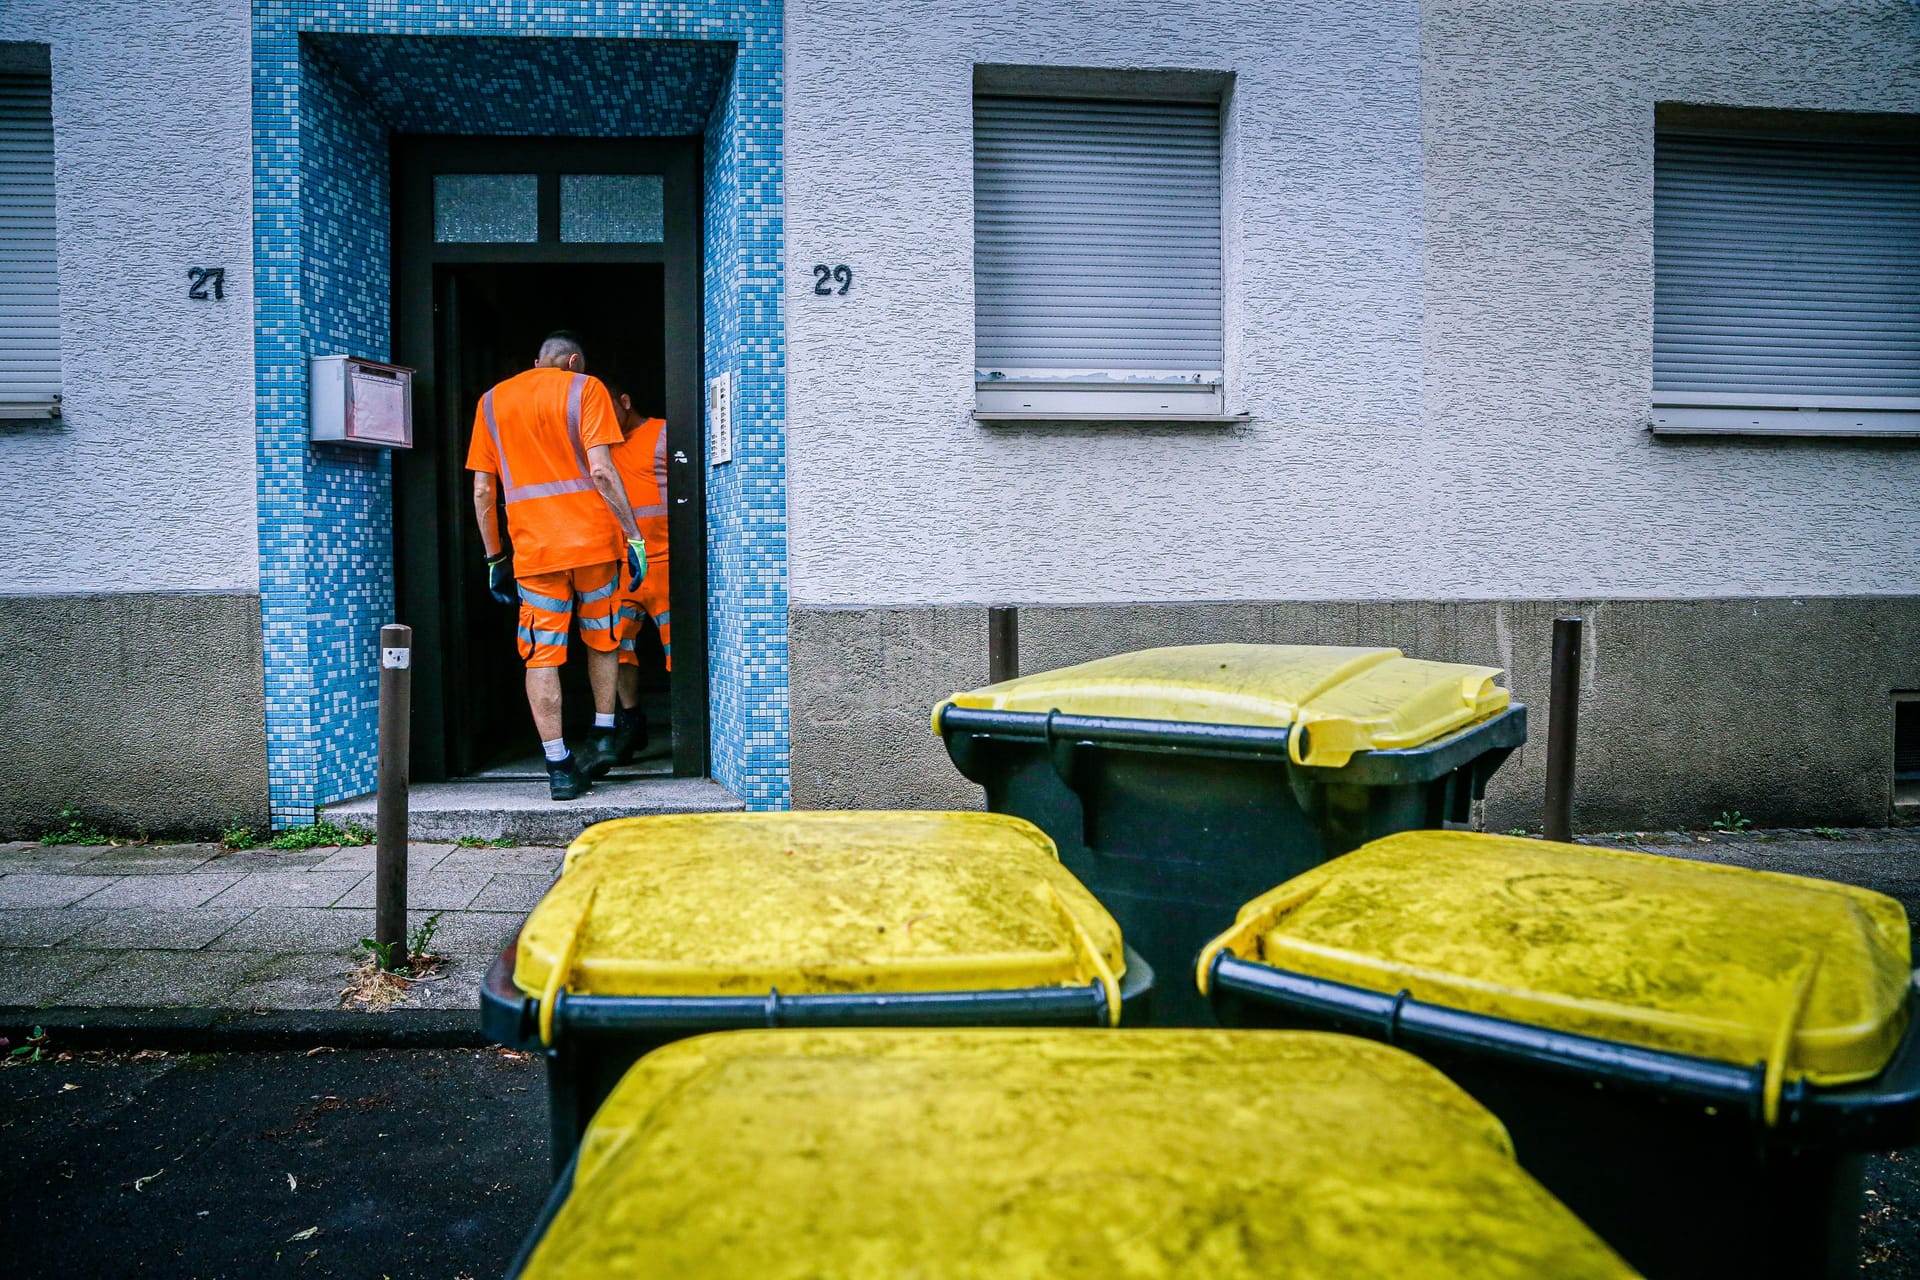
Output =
[{"x1": 253, "y1": 4, "x2": 787, "y2": 825}]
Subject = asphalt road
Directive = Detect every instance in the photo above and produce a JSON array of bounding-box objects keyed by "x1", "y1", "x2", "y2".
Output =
[
  {"x1": 3, "y1": 1041, "x2": 1919, "y2": 1277},
  {"x1": 0, "y1": 1046, "x2": 549, "y2": 1279}
]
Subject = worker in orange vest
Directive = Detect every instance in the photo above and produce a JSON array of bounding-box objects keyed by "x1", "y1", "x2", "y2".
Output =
[
  {"x1": 466, "y1": 332, "x2": 648, "y2": 800},
  {"x1": 591, "y1": 379, "x2": 671, "y2": 768}
]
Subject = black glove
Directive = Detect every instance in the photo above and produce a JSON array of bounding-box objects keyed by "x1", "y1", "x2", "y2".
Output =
[{"x1": 486, "y1": 553, "x2": 515, "y2": 606}]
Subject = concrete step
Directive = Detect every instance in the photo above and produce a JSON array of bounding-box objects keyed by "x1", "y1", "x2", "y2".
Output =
[{"x1": 323, "y1": 774, "x2": 746, "y2": 846}]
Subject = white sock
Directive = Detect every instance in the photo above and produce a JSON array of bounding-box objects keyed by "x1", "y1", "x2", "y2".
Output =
[
  {"x1": 593, "y1": 712, "x2": 617, "y2": 729},
  {"x1": 542, "y1": 737, "x2": 569, "y2": 762}
]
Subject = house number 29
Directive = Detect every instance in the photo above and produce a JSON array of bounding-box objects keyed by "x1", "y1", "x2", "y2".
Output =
[{"x1": 812, "y1": 264, "x2": 851, "y2": 296}]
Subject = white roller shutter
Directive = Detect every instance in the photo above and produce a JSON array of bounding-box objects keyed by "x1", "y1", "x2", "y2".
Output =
[
  {"x1": 974, "y1": 95, "x2": 1224, "y2": 416},
  {"x1": 1, "y1": 67, "x2": 59, "y2": 421},
  {"x1": 1653, "y1": 129, "x2": 1920, "y2": 436}
]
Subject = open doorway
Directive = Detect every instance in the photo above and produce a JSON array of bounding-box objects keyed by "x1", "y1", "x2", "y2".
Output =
[
  {"x1": 392, "y1": 135, "x2": 706, "y2": 784},
  {"x1": 443, "y1": 263, "x2": 671, "y2": 776}
]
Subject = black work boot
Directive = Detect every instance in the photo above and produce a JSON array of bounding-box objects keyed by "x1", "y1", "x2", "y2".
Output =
[
  {"x1": 581, "y1": 706, "x2": 647, "y2": 778},
  {"x1": 578, "y1": 731, "x2": 616, "y2": 780},
  {"x1": 615, "y1": 703, "x2": 648, "y2": 763},
  {"x1": 546, "y1": 752, "x2": 591, "y2": 801}
]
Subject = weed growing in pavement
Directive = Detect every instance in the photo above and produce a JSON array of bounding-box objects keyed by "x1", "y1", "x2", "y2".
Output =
[
  {"x1": 1710, "y1": 810, "x2": 1753, "y2": 833},
  {"x1": 408, "y1": 910, "x2": 446, "y2": 958},
  {"x1": 266, "y1": 820, "x2": 373, "y2": 851},
  {"x1": 356, "y1": 911, "x2": 447, "y2": 976},
  {"x1": 219, "y1": 821, "x2": 261, "y2": 850},
  {"x1": 454, "y1": 835, "x2": 516, "y2": 848},
  {"x1": 345, "y1": 912, "x2": 450, "y2": 1009},
  {"x1": 358, "y1": 936, "x2": 404, "y2": 972},
  {"x1": 40, "y1": 805, "x2": 106, "y2": 845},
  {"x1": 1811, "y1": 827, "x2": 1847, "y2": 840},
  {"x1": 4, "y1": 1026, "x2": 49, "y2": 1064}
]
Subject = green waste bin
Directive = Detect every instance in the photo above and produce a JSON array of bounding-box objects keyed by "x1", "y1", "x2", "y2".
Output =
[
  {"x1": 506, "y1": 1028, "x2": 1637, "y2": 1280},
  {"x1": 480, "y1": 810, "x2": 1151, "y2": 1174},
  {"x1": 1201, "y1": 830, "x2": 1920, "y2": 1280},
  {"x1": 933, "y1": 643, "x2": 1524, "y2": 1025}
]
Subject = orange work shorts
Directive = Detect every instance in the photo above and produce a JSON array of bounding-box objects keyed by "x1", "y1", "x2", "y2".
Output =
[
  {"x1": 516, "y1": 562, "x2": 620, "y2": 669},
  {"x1": 615, "y1": 556, "x2": 671, "y2": 672}
]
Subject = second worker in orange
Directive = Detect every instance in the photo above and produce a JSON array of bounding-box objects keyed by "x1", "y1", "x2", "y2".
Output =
[{"x1": 598, "y1": 377, "x2": 672, "y2": 769}]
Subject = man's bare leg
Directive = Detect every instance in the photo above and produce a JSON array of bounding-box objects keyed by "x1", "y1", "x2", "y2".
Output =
[
  {"x1": 617, "y1": 664, "x2": 640, "y2": 711},
  {"x1": 526, "y1": 667, "x2": 564, "y2": 742},
  {"x1": 587, "y1": 645, "x2": 619, "y2": 718}
]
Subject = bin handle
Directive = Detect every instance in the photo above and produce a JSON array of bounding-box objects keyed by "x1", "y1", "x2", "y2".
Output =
[
  {"x1": 537, "y1": 882, "x2": 600, "y2": 1048},
  {"x1": 1044, "y1": 885, "x2": 1122, "y2": 1027},
  {"x1": 1195, "y1": 883, "x2": 1323, "y2": 996},
  {"x1": 1762, "y1": 951, "x2": 1821, "y2": 1127},
  {"x1": 1286, "y1": 717, "x2": 1312, "y2": 766}
]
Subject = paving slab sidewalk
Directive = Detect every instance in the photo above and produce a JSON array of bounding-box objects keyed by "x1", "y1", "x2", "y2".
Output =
[
  {"x1": 0, "y1": 841, "x2": 561, "y2": 1020},
  {"x1": 5, "y1": 826, "x2": 1920, "y2": 1029}
]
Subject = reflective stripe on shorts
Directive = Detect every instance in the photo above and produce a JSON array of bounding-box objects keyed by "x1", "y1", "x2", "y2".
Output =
[
  {"x1": 517, "y1": 625, "x2": 568, "y2": 648},
  {"x1": 518, "y1": 583, "x2": 572, "y2": 612}
]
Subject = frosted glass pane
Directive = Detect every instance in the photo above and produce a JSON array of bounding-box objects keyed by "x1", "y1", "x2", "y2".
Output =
[
  {"x1": 434, "y1": 173, "x2": 538, "y2": 243},
  {"x1": 561, "y1": 174, "x2": 665, "y2": 243}
]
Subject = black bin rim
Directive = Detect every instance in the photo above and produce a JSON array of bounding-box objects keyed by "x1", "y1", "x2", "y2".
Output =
[
  {"x1": 936, "y1": 702, "x2": 1526, "y2": 784},
  {"x1": 1206, "y1": 951, "x2": 1920, "y2": 1150},
  {"x1": 482, "y1": 942, "x2": 1156, "y2": 1051}
]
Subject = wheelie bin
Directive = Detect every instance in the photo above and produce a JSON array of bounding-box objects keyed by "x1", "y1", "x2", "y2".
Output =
[
  {"x1": 1200, "y1": 829, "x2": 1920, "y2": 1280},
  {"x1": 480, "y1": 810, "x2": 1152, "y2": 1173},
  {"x1": 933, "y1": 642, "x2": 1524, "y2": 1024},
  {"x1": 506, "y1": 1027, "x2": 1638, "y2": 1279}
]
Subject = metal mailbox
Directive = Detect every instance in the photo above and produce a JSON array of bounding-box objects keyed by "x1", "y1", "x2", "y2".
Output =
[{"x1": 310, "y1": 355, "x2": 414, "y2": 449}]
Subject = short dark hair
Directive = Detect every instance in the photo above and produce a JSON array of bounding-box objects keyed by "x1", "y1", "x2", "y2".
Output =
[{"x1": 600, "y1": 375, "x2": 629, "y2": 403}]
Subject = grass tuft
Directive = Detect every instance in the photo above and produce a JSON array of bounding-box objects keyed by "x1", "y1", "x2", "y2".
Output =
[
  {"x1": 40, "y1": 806, "x2": 106, "y2": 846},
  {"x1": 266, "y1": 820, "x2": 373, "y2": 851}
]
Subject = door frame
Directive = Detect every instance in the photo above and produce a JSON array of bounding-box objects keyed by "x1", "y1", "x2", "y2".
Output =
[{"x1": 391, "y1": 134, "x2": 709, "y2": 780}]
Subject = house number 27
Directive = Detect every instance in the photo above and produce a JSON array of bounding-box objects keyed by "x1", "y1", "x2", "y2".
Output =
[
  {"x1": 186, "y1": 267, "x2": 227, "y2": 301},
  {"x1": 812, "y1": 264, "x2": 851, "y2": 296}
]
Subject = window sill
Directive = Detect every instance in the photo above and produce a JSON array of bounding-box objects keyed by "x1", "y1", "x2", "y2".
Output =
[
  {"x1": 1650, "y1": 406, "x2": 1920, "y2": 438},
  {"x1": 974, "y1": 410, "x2": 1251, "y2": 425}
]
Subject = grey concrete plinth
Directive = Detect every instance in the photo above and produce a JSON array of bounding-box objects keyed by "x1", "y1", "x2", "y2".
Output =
[{"x1": 321, "y1": 777, "x2": 745, "y2": 846}]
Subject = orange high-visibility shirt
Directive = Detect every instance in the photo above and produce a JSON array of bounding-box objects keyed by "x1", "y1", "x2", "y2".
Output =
[
  {"x1": 610, "y1": 415, "x2": 669, "y2": 561},
  {"x1": 465, "y1": 368, "x2": 625, "y2": 576}
]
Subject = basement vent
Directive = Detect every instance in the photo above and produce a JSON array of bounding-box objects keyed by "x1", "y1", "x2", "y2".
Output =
[{"x1": 1897, "y1": 695, "x2": 1920, "y2": 807}]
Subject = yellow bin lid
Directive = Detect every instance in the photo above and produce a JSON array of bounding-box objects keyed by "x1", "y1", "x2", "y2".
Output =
[
  {"x1": 516, "y1": 812, "x2": 1128, "y2": 1030},
  {"x1": 520, "y1": 1029, "x2": 1636, "y2": 1280},
  {"x1": 936, "y1": 643, "x2": 1509, "y2": 766},
  {"x1": 1201, "y1": 831, "x2": 1912, "y2": 1093}
]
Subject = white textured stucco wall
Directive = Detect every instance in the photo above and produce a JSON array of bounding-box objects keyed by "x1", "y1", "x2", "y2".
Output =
[
  {"x1": 1421, "y1": 0, "x2": 1920, "y2": 598},
  {"x1": 786, "y1": 0, "x2": 1919, "y2": 606},
  {"x1": 0, "y1": 0, "x2": 257, "y2": 594},
  {"x1": 785, "y1": 0, "x2": 1428, "y2": 605}
]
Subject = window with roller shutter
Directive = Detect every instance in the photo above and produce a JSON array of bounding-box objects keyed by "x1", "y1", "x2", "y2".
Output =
[
  {"x1": 1652, "y1": 116, "x2": 1920, "y2": 438},
  {"x1": 0, "y1": 46, "x2": 59, "y2": 423},
  {"x1": 973, "y1": 94, "x2": 1226, "y2": 419}
]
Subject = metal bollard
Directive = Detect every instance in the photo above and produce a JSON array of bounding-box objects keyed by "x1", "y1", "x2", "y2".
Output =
[
  {"x1": 376, "y1": 623, "x2": 412, "y2": 965},
  {"x1": 988, "y1": 606, "x2": 1020, "y2": 684},
  {"x1": 1543, "y1": 616, "x2": 1582, "y2": 843}
]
